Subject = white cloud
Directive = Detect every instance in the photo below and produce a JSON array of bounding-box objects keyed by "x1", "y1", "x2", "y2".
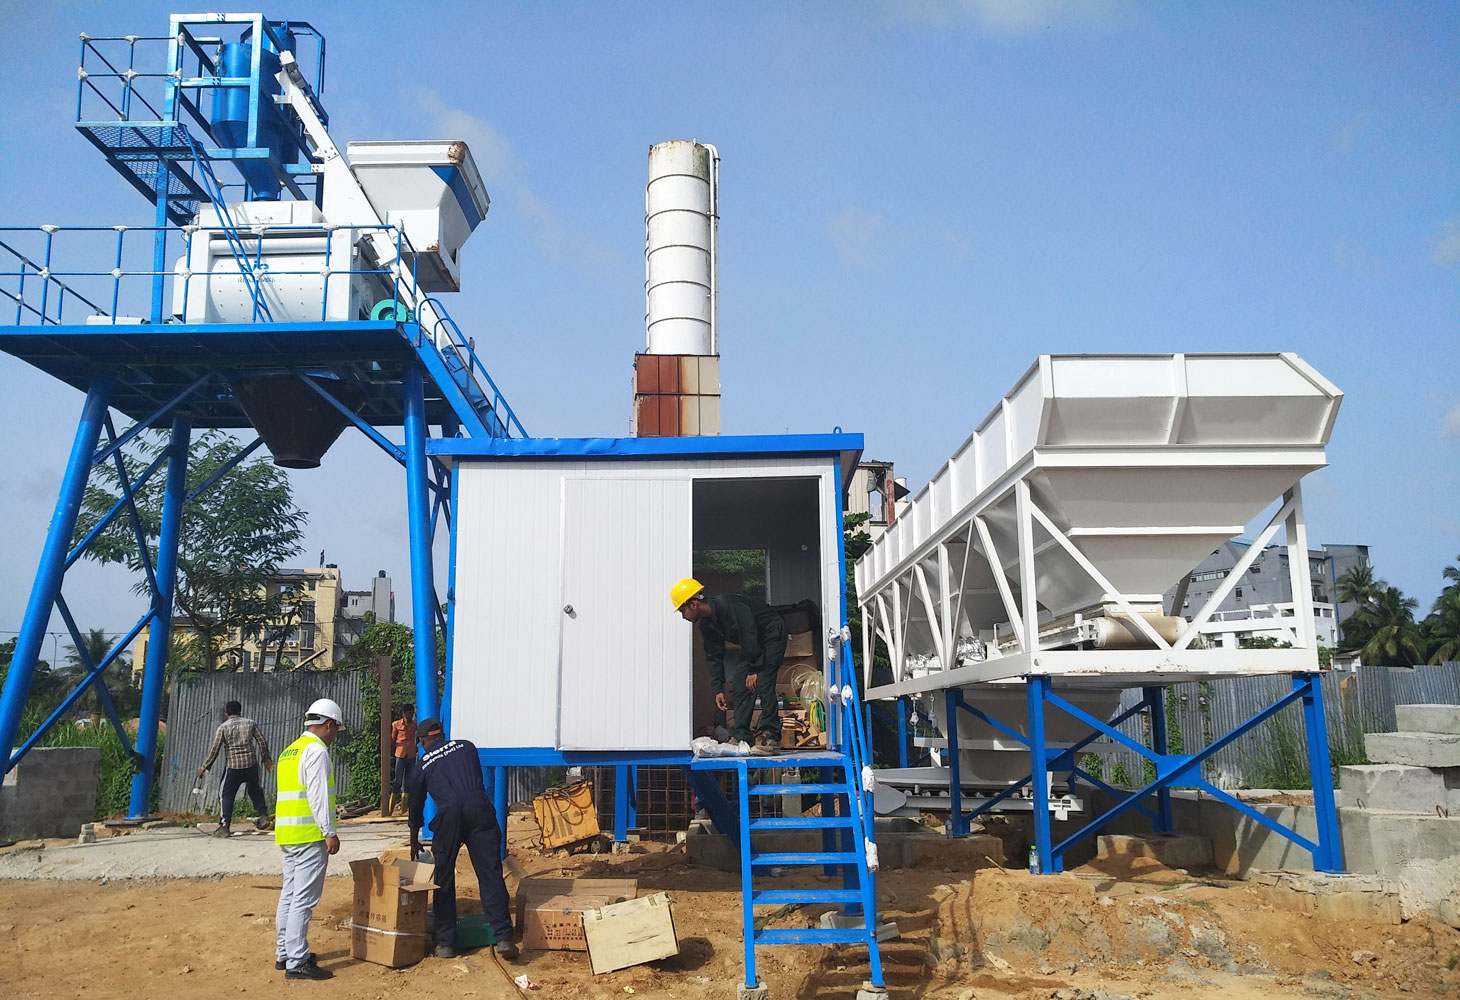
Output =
[
  {"x1": 1443, "y1": 402, "x2": 1460, "y2": 441},
  {"x1": 1434, "y1": 217, "x2": 1460, "y2": 264},
  {"x1": 887, "y1": 0, "x2": 1128, "y2": 36},
  {"x1": 827, "y1": 209, "x2": 888, "y2": 268},
  {"x1": 409, "y1": 89, "x2": 620, "y2": 269}
]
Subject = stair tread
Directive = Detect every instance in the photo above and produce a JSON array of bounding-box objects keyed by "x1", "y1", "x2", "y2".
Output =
[
  {"x1": 749, "y1": 816, "x2": 855, "y2": 830},
  {"x1": 752, "y1": 889, "x2": 862, "y2": 904},
  {"x1": 748, "y1": 783, "x2": 848, "y2": 795},
  {"x1": 750, "y1": 851, "x2": 860, "y2": 865},
  {"x1": 755, "y1": 927, "x2": 872, "y2": 945}
]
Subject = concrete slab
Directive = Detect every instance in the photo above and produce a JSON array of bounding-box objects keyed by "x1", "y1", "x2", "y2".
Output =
[
  {"x1": 1247, "y1": 870, "x2": 1402, "y2": 924},
  {"x1": 0, "y1": 820, "x2": 410, "y2": 880},
  {"x1": 1095, "y1": 833, "x2": 1213, "y2": 870},
  {"x1": 1336, "y1": 763, "x2": 1449, "y2": 812},
  {"x1": 1366, "y1": 731, "x2": 1460, "y2": 768},
  {"x1": 1396, "y1": 704, "x2": 1460, "y2": 735},
  {"x1": 737, "y1": 984, "x2": 769, "y2": 1000}
]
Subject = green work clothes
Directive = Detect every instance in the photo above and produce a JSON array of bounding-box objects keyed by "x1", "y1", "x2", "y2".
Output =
[{"x1": 698, "y1": 594, "x2": 788, "y2": 742}]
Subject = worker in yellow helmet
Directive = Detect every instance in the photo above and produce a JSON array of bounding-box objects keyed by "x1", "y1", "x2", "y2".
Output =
[
  {"x1": 672, "y1": 578, "x2": 786, "y2": 755},
  {"x1": 273, "y1": 698, "x2": 346, "y2": 980}
]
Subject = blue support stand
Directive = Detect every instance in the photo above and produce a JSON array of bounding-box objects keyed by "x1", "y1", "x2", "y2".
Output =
[
  {"x1": 1144, "y1": 685, "x2": 1174, "y2": 834},
  {"x1": 897, "y1": 696, "x2": 909, "y2": 769},
  {"x1": 493, "y1": 765, "x2": 508, "y2": 861},
  {"x1": 129, "y1": 415, "x2": 190, "y2": 816},
  {"x1": 944, "y1": 688, "x2": 965, "y2": 838},
  {"x1": 403, "y1": 366, "x2": 439, "y2": 723},
  {"x1": 613, "y1": 763, "x2": 637, "y2": 842},
  {"x1": 1298, "y1": 673, "x2": 1344, "y2": 872},
  {"x1": 0, "y1": 375, "x2": 114, "y2": 767},
  {"x1": 1027, "y1": 675, "x2": 1054, "y2": 873}
]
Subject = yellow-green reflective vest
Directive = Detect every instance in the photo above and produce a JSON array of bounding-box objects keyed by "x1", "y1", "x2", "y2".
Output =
[{"x1": 275, "y1": 732, "x2": 335, "y2": 845}]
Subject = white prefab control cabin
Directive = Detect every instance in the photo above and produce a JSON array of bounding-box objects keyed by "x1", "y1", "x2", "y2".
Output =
[{"x1": 436, "y1": 435, "x2": 862, "y2": 757}]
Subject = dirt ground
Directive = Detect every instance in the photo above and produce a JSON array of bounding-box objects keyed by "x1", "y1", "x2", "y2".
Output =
[{"x1": 0, "y1": 809, "x2": 1457, "y2": 1000}]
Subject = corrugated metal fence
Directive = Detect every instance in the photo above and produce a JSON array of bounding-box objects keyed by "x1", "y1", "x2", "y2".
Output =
[
  {"x1": 160, "y1": 670, "x2": 362, "y2": 814},
  {"x1": 1093, "y1": 662, "x2": 1460, "y2": 789}
]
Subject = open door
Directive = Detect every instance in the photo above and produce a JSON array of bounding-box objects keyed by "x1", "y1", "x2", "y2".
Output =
[{"x1": 557, "y1": 478, "x2": 692, "y2": 750}]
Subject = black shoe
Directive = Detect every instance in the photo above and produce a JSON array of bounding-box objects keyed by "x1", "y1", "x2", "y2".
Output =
[
  {"x1": 214, "y1": 823, "x2": 231, "y2": 838},
  {"x1": 276, "y1": 952, "x2": 314, "y2": 970},
  {"x1": 495, "y1": 940, "x2": 519, "y2": 961},
  {"x1": 284, "y1": 958, "x2": 332, "y2": 980},
  {"x1": 433, "y1": 943, "x2": 458, "y2": 959}
]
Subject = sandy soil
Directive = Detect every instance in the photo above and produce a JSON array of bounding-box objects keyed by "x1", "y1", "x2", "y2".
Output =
[{"x1": 0, "y1": 810, "x2": 1456, "y2": 1000}]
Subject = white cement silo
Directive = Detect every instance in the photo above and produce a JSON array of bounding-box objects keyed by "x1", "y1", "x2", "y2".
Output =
[{"x1": 644, "y1": 140, "x2": 718, "y2": 356}]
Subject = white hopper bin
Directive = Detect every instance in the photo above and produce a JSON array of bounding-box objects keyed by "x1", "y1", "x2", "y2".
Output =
[
  {"x1": 346, "y1": 140, "x2": 490, "y2": 293},
  {"x1": 856, "y1": 352, "x2": 1343, "y2": 786}
]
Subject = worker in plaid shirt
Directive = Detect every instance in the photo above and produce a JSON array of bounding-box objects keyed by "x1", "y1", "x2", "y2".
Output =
[{"x1": 197, "y1": 700, "x2": 274, "y2": 837}]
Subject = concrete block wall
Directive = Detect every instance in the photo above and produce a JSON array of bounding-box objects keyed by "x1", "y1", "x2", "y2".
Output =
[{"x1": 0, "y1": 746, "x2": 101, "y2": 840}]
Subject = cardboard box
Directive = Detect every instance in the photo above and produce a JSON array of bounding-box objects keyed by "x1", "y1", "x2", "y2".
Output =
[
  {"x1": 784, "y1": 630, "x2": 816, "y2": 659},
  {"x1": 532, "y1": 779, "x2": 601, "y2": 850},
  {"x1": 516, "y1": 877, "x2": 636, "y2": 952},
  {"x1": 583, "y1": 893, "x2": 680, "y2": 975},
  {"x1": 349, "y1": 857, "x2": 437, "y2": 967}
]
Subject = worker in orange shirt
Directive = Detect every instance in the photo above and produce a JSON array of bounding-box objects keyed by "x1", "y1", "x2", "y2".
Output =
[{"x1": 385, "y1": 704, "x2": 416, "y2": 816}]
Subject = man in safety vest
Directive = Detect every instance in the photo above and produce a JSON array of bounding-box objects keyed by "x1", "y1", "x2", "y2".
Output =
[
  {"x1": 274, "y1": 698, "x2": 346, "y2": 980},
  {"x1": 408, "y1": 718, "x2": 517, "y2": 960},
  {"x1": 671, "y1": 578, "x2": 786, "y2": 755}
]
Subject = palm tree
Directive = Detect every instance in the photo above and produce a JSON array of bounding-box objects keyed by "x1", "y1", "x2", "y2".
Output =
[
  {"x1": 1426, "y1": 587, "x2": 1460, "y2": 664},
  {"x1": 64, "y1": 627, "x2": 131, "y2": 725},
  {"x1": 1335, "y1": 565, "x2": 1380, "y2": 606},
  {"x1": 1357, "y1": 586, "x2": 1425, "y2": 667}
]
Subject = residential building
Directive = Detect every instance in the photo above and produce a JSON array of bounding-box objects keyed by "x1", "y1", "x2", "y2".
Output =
[
  {"x1": 845, "y1": 460, "x2": 909, "y2": 541},
  {"x1": 134, "y1": 566, "x2": 394, "y2": 672},
  {"x1": 1165, "y1": 541, "x2": 1370, "y2": 650}
]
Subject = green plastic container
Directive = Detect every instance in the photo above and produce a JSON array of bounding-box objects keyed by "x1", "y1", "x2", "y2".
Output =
[{"x1": 454, "y1": 913, "x2": 498, "y2": 949}]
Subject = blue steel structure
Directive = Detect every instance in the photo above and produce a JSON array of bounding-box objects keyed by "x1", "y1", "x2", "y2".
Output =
[
  {"x1": 0, "y1": 14, "x2": 522, "y2": 817},
  {"x1": 0, "y1": 14, "x2": 887, "y2": 995},
  {"x1": 936, "y1": 674, "x2": 1344, "y2": 874}
]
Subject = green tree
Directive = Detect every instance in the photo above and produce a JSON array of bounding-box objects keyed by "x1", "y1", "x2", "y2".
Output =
[
  {"x1": 72, "y1": 429, "x2": 308, "y2": 672},
  {"x1": 63, "y1": 627, "x2": 138, "y2": 725},
  {"x1": 336, "y1": 618, "x2": 429, "y2": 805},
  {"x1": 1348, "y1": 585, "x2": 1425, "y2": 667},
  {"x1": 1335, "y1": 565, "x2": 1380, "y2": 606}
]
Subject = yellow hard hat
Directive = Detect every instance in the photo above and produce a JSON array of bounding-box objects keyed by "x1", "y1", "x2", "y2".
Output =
[{"x1": 670, "y1": 577, "x2": 705, "y2": 611}]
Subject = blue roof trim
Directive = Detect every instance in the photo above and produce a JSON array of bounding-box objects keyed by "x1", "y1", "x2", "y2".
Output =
[{"x1": 428, "y1": 432, "x2": 863, "y2": 460}]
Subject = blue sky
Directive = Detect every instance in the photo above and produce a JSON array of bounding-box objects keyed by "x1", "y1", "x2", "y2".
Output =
[{"x1": 0, "y1": 1, "x2": 1456, "y2": 654}]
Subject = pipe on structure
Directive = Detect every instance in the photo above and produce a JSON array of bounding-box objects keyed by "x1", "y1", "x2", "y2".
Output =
[
  {"x1": 403, "y1": 365, "x2": 439, "y2": 724},
  {"x1": 0, "y1": 374, "x2": 115, "y2": 769},
  {"x1": 129, "y1": 415, "x2": 191, "y2": 816}
]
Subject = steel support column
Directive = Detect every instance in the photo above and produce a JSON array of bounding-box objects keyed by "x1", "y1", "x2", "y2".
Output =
[
  {"x1": 493, "y1": 765, "x2": 508, "y2": 861},
  {"x1": 129, "y1": 415, "x2": 190, "y2": 816},
  {"x1": 944, "y1": 687, "x2": 965, "y2": 838},
  {"x1": 403, "y1": 366, "x2": 439, "y2": 723},
  {"x1": 1027, "y1": 675, "x2": 1054, "y2": 873},
  {"x1": 1297, "y1": 673, "x2": 1344, "y2": 872},
  {"x1": 0, "y1": 374, "x2": 114, "y2": 768},
  {"x1": 1145, "y1": 685, "x2": 1174, "y2": 834}
]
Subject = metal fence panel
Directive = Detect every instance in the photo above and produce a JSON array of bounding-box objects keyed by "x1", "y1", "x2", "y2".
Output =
[
  {"x1": 1095, "y1": 663, "x2": 1460, "y2": 790},
  {"x1": 160, "y1": 670, "x2": 363, "y2": 815}
]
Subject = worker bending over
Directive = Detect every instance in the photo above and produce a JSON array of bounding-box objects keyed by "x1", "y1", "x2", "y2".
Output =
[
  {"x1": 274, "y1": 698, "x2": 346, "y2": 981},
  {"x1": 408, "y1": 719, "x2": 517, "y2": 960},
  {"x1": 672, "y1": 578, "x2": 785, "y2": 755}
]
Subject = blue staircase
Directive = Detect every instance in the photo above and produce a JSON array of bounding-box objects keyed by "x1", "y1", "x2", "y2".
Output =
[{"x1": 687, "y1": 628, "x2": 886, "y2": 997}]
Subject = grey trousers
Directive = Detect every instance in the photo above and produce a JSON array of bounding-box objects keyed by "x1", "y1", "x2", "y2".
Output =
[{"x1": 276, "y1": 841, "x2": 329, "y2": 969}]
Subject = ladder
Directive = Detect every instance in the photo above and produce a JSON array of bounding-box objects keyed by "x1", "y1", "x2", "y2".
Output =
[{"x1": 686, "y1": 627, "x2": 886, "y2": 998}]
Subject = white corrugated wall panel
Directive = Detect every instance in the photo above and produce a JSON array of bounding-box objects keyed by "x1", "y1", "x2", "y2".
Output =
[
  {"x1": 558, "y1": 477, "x2": 692, "y2": 749},
  {"x1": 452, "y1": 462, "x2": 581, "y2": 748}
]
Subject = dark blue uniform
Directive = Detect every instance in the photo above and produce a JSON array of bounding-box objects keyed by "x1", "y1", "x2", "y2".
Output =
[{"x1": 408, "y1": 738, "x2": 512, "y2": 947}]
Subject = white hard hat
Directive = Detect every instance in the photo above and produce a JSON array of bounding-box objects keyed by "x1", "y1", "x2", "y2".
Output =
[{"x1": 305, "y1": 698, "x2": 345, "y2": 726}]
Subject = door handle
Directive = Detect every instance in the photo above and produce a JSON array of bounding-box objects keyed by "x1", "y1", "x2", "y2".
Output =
[{"x1": 563, "y1": 604, "x2": 575, "y2": 617}]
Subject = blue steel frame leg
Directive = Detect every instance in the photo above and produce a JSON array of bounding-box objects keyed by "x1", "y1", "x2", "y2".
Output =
[
  {"x1": 1297, "y1": 673, "x2": 1344, "y2": 872},
  {"x1": 735, "y1": 759, "x2": 757, "y2": 991},
  {"x1": 614, "y1": 764, "x2": 630, "y2": 842},
  {"x1": 1028, "y1": 675, "x2": 1053, "y2": 873},
  {"x1": 493, "y1": 766, "x2": 508, "y2": 861},
  {"x1": 1145, "y1": 686, "x2": 1174, "y2": 834},
  {"x1": 945, "y1": 688, "x2": 965, "y2": 838},
  {"x1": 129, "y1": 415, "x2": 190, "y2": 816},
  {"x1": 897, "y1": 696, "x2": 909, "y2": 769},
  {"x1": 0, "y1": 375, "x2": 114, "y2": 767},
  {"x1": 628, "y1": 764, "x2": 638, "y2": 832},
  {"x1": 403, "y1": 367, "x2": 439, "y2": 722}
]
